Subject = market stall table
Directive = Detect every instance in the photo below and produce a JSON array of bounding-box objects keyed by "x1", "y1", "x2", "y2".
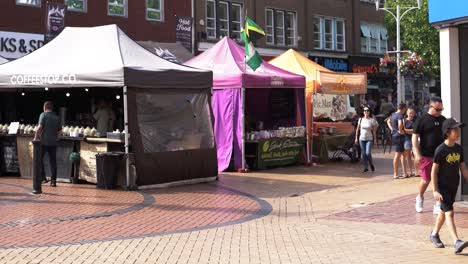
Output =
[{"x1": 312, "y1": 134, "x2": 349, "y2": 163}]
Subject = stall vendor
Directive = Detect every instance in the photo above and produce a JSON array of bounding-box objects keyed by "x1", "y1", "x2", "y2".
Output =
[{"x1": 93, "y1": 100, "x2": 116, "y2": 137}]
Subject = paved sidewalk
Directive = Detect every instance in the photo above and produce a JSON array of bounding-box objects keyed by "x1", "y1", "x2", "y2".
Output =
[{"x1": 1, "y1": 149, "x2": 468, "y2": 263}]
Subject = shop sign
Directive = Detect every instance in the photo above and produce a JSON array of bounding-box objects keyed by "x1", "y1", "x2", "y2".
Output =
[
  {"x1": 309, "y1": 56, "x2": 349, "y2": 72},
  {"x1": 45, "y1": 2, "x2": 67, "y2": 43},
  {"x1": 348, "y1": 56, "x2": 380, "y2": 74},
  {"x1": 176, "y1": 16, "x2": 193, "y2": 52},
  {"x1": 313, "y1": 94, "x2": 349, "y2": 121},
  {"x1": 10, "y1": 74, "x2": 77, "y2": 85},
  {"x1": 0, "y1": 31, "x2": 44, "y2": 59},
  {"x1": 258, "y1": 137, "x2": 305, "y2": 168}
]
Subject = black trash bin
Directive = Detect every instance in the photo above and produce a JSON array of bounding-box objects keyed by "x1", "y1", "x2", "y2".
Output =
[{"x1": 95, "y1": 152, "x2": 124, "y2": 189}]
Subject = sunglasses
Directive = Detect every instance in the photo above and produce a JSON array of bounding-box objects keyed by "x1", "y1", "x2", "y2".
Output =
[
  {"x1": 431, "y1": 106, "x2": 444, "y2": 112},
  {"x1": 364, "y1": 109, "x2": 370, "y2": 112}
]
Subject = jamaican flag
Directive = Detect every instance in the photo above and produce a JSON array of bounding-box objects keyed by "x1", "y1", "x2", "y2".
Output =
[{"x1": 241, "y1": 17, "x2": 265, "y2": 71}]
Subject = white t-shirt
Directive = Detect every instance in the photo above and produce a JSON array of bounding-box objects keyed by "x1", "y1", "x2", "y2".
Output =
[{"x1": 359, "y1": 117, "x2": 378, "y2": 141}]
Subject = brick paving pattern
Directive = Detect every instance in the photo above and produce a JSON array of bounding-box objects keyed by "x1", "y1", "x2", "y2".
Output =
[
  {"x1": 0, "y1": 178, "x2": 269, "y2": 249},
  {"x1": 1, "y1": 150, "x2": 468, "y2": 263}
]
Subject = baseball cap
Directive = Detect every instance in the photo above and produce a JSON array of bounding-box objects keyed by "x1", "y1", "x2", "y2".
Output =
[{"x1": 442, "y1": 118, "x2": 466, "y2": 134}]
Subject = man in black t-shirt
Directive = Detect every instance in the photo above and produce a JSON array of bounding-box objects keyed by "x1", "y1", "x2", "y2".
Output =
[
  {"x1": 429, "y1": 118, "x2": 468, "y2": 254},
  {"x1": 412, "y1": 97, "x2": 446, "y2": 213}
]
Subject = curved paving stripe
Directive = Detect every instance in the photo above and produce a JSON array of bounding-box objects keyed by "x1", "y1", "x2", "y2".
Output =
[
  {"x1": 0, "y1": 180, "x2": 145, "y2": 226},
  {"x1": 0, "y1": 179, "x2": 272, "y2": 249},
  {"x1": 0, "y1": 183, "x2": 38, "y2": 206}
]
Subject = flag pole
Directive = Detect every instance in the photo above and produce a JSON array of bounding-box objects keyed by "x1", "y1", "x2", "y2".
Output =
[{"x1": 241, "y1": 8, "x2": 247, "y2": 172}]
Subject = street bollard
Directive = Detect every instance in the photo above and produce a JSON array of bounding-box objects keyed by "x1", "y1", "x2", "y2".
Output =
[{"x1": 32, "y1": 140, "x2": 42, "y2": 194}]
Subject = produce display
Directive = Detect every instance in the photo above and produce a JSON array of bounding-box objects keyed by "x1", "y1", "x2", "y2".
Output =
[{"x1": 246, "y1": 126, "x2": 306, "y2": 141}]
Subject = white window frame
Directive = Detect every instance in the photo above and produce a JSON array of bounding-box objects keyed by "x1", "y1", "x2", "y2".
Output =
[
  {"x1": 314, "y1": 16, "x2": 346, "y2": 52},
  {"x1": 323, "y1": 18, "x2": 334, "y2": 51},
  {"x1": 265, "y1": 9, "x2": 274, "y2": 45},
  {"x1": 335, "y1": 19, "x2": 345, "y2": 51},
  {"x1": 66, "y1": 0, "x2": 87, "y2": 13},
  {"x1": 274, "y1": 10, "x2": 285, "y2": 46},
  {"x1": 360, "y1": 22, "x2": 388, "y2": 54},
  {"x1": 230, "y1": 3, "x2": 242, "y2": 41},
  {"x1": 206, "y1": 0, "x2": 217, "y2": 39},
  {"x1": 146, "y1": 0, "x2": 164, "y2": 22},
  {"x1": 16, "y1": 0, "x2": 40, "y2": 7},
  {"x1": 285, "y1": 12, "x2": 296, "y2": 47},
  {"x1": 218, "y1": 1, "x2": 229, "y2": 38},
  {"x1": 108, "y1": 0, "x2": 128, "y2": 17},
  {"x1": 313, "y1": 17, "x2": 323, "y2": 49},
  {"x1": 265, "y1": 8, "x2": 297, "y2": 47}
]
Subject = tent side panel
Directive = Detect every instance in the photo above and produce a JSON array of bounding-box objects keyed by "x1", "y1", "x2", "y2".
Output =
[{"x1": 127, "y1": 87, "x2": 218, "y2": 185}]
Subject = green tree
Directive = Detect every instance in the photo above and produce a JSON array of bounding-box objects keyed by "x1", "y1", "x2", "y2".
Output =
[{"x1": 384, "y1": 0, "x2": 440, "y2": 77}]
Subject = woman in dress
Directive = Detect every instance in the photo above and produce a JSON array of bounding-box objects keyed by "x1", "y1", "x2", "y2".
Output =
[{"x1": 355, "y1": 106, "x2": 378, "y2": 172}]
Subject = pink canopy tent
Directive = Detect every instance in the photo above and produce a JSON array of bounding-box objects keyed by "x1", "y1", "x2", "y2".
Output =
[{"x1": 185, "y1": 37, "x2": 306, "y2": 171}]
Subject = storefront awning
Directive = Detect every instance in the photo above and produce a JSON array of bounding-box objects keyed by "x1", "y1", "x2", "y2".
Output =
[
  {"x1": 360, "y1": 24, "x2": 371, "y2": 38},
  {"x1": 380, "y1": 27, "x2": 388, "y2": 40},
  {"x1": 318, "y1": 71, "x2": 368, "y2": 95},
  {"x1": 369, "y1": 24, "x2": 380, "y2": 39}
]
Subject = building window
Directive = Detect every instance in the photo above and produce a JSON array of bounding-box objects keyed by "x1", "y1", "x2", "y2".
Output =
[
  {"x1": 360, "y1": 22, "x2": 387, "y2": 54},
  {"x1": 206, "y1": 0, "x2": 216, "y2": 38},
  {"x1": 314, "y1": 16, "x2": 345, "y2": 51},
  {"x1": 218, "y1": 2, "x2": 229, "y2": 38},
  {"x1": 285, "y1": 12, "x2": 296, "y2": 46},
  {"x1": 265, "y1": 8, "x2": 297, "y2": 47},
  {"x1": 66, "y1": 0, "x2": 87, "y2": 12},
  {"x1": 16, "y1": 0, "x2": 40, "y2": 7},
  {"x1": 230, "y1": 3, "x2": 242, "y2": 41},
  {"x1": 275, "y1": 11, "x2": 285, "y2": 46},
  {"x1": 335, "y1": 20, "x2": 345, "y2": 51},
  {"x1": 266, "y1": 9, "x2": 274, "y2": 44},
  {"x1": 147, "y1": 0, "x2": 164, "y2": 21},
  {"x1": 313, "y1": 17, "x2": 322, "y2": 49},
  {"x1": 108, "y1": 0, "x2": 127, "y2": 17},
  {"x1": 206, "y1": 1, "x2": 243, "y2": 41}
]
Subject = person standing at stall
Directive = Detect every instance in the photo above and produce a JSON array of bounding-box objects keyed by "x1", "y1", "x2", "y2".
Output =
[
  {"x1": 93, "y1": 100, "x2": 116, "y2": 137},
  {"x1": 355, "y1": 106, "x2": 378, "y2": 173},
  {"x1": 33, "y1": 101, "x2": 61, "y2": 187}
]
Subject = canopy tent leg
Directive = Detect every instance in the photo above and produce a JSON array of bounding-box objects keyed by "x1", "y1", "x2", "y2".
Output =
[
  {"x1": 305, "y1": 91, "x2": 311, "y2": 165},
  {"x1": 123, "y1": 85, "x2": 131, "y2": 189},
  {"x1": 311, "y1": 92, "x2": 316, "y2": 166},
  {"x1": 241, "y1": 87, "x2": 246, "y2": 172}
]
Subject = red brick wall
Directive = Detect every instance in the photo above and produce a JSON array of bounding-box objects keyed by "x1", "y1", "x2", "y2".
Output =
[{"x1": 0, "y1": 0, "x2": 191, "y2": 42}]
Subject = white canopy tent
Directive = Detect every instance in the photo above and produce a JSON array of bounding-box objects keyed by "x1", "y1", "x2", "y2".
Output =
[
  {"x1": 0, "y1": 56, "x2": 8, "y2": 65},
  {"x1": 0, "y1": 25, "x2": 215, "y2": 187}
]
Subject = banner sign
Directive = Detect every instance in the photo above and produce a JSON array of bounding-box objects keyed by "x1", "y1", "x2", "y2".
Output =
[
  {"x1": 257, "y1": 137, "x2": 305, "y2": 169},
  {"x1": 175, "y1": 16, "x2": 193, "y2": 52},
  {"x1": 319, "y1": 71, "x2": 367, "y2": 95},
  {"x1": 313, "y1": 94, "x2": 350, "y2": 121},
  {"x1": 45, "y1": 2, "x2": 67, "y2": 43},
  {"x1": 0, "y1": 31, "x2": 44, "y2": 59}
]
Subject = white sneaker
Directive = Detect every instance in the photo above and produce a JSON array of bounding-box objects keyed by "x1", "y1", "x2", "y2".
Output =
[
  {"x1": 433, "y1": 202, "x2": 441, "y2": 215},
  {"x1": 415, "y1": 195, "x2": 424, "y2": 213}
]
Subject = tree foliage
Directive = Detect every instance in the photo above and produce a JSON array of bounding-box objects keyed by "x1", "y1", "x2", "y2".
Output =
[{"x1": 384, "y1": 0, "x2": 440, "y2": 77}]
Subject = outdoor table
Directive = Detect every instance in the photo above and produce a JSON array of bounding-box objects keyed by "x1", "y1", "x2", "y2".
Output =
[
  {"x1": 245, "y1": 137, "x2": 306, "y2": 170},
  {"x1": 312, "y1": 134, "x2": 349, "y2": 163}
]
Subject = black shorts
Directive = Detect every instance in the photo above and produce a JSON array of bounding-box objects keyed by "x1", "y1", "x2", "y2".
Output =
[
  {"x1": 392, "y1": 135, "x2": 405, "y2": 153},
  {"x1": 439, "y1": 190, "x2": 457, "y2": 212}
]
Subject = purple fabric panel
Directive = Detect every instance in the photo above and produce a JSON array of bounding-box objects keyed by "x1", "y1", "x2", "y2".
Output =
[
  {"x1": 232, "y1": 89, "x2": 243, "y2": 169},
  {"x1": 212, "y1": 89, "x2": 235, "y2": 171}
]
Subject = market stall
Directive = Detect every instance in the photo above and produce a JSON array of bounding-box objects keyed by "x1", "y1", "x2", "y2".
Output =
[
  {"x1": 185, "y1": 38, "x2": 306, "y2": 171},
  {"x1": 0, "y1": 24, "x2": 216, "y2": 187},
  {"x1": 269, "y1": 49, "x2": 367, "y2": 162}
]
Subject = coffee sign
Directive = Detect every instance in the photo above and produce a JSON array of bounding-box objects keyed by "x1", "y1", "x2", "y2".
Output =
[{"x1": 0, "y1": 31, "x2": 44, "y2": 59}]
